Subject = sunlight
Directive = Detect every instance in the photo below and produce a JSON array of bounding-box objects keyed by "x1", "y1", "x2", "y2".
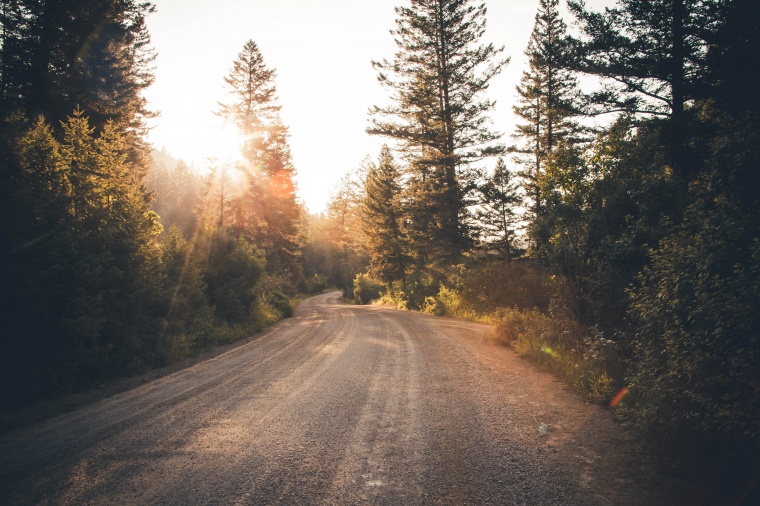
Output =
[
  {"x1": 207, "y1": 125, "x2": 246, "y2": 163},
  {"x1": 221, "y1": 164, "x2": 249, "y2": 200}
]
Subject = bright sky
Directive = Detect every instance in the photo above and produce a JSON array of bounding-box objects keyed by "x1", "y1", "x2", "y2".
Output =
[{"x1": 143, "y1": 0, "x2": 609, "y2": 213}]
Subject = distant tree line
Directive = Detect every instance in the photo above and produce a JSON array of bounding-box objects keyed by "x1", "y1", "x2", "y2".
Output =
[
  {"x1": 0, "y1": 2, "x2": 305, "y2": 407},
  {"x1": 355, "y1": 0, "x2": 760, "y2": 491}
]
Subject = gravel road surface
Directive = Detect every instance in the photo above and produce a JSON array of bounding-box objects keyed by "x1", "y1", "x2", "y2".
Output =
[{"x1": 0, "y1": 292, "x2": 692, "y2": 505}]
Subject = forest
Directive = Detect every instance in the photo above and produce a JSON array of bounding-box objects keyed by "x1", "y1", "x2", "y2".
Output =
[{"x1": 1, "y1": 0, "x2": 758, "y2": 494}]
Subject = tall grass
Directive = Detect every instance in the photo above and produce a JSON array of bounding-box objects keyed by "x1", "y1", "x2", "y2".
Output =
[{"x1": 488, "y1": 306, "x2": 622, "y2": 403}]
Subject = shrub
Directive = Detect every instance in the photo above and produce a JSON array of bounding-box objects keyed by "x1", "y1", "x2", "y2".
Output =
[
  {"x1": 352, "y1": 273, "x2": 384, "y2": 304},
  {"x1": 203, "y1": 229, "x2": 264, "y2": 324},
  {"x1": 490, "y1": 305, "x2": 622, "y2": 404},
  {"x1": 422, "y1": 285, "x2": 480, "y2": 320},
  {"x1": 307, "y1": 274, "x2": 328, "y2": 294},
  {"x1": 266, "y1": 291, "x2": 294, "y2": 318},
  {"x1": 458, "y1": 259, "x2": 554, "y2": 313},
  {"x1": 377, "y1": 288, "x2": 407, "y2": 309},
  {"x1": 622, "y1": 199, "x2": 760, "y2": 459}
]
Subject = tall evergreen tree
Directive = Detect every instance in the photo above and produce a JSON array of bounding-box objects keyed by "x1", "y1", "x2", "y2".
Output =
[
  {"x1": 369, "y1": 0, "x2": 508, "y2": 265},
  {"x1": 362, "y1": 145, "x2": 409, "y2": 288},
  {"x1": 216, "y1": 39, "x2": 300, "y2": 274},
  {"x1": 477, "y1": 157, "x2": 521, "y2": 258},
  {"x1": 1, "y1": 0, "x2": 155, "y2": 129},
  {"x1": 1, "y1": 110, "x2": 163, "y2": 404},
  {"x1": 255, "y1": 118, "x2": 301, "y2": 274},
  {"x1": 216, "y1": 39, "x2": 279, "y2": 137},
  {"x1": 568, "y1": 0, "x2": 721, "y2": 179},
  {"x1": 511, "y1": 0, "x2": 582, "y2": 253},
  {"x1": 568, "y1": 0, "x2": 714, "y2": 121}
]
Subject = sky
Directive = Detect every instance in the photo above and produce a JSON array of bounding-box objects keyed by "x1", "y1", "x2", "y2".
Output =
[{"x1": 143, "y1": 0, "x2": 609, "y2": 213}]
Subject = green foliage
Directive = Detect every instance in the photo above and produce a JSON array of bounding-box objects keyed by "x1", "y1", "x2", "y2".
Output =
[
  {"x1": 0, "y1": 0, "x2": 156, "y2": 142},
  {"x1": 306, "y1": 165, "x2": 370, "y2": 294},
  {"x1": 202, "y1": 228, "x2": 264, "y2": 325},
  {"x1": 526, "y1": 116, "x2": 681, "y2": 330},
  {"x1": 369, "y1": 0, "x2": 508, "y2": 265},
  {"x1": 266, "y1": 291, "x2": 294, "y2": 319},
  {"x1": 422, "y1": 285, "x2": 478, "y2": 320},
  {"x1": 352, "y1": 273, "x2": 384, "y2": 305},
  {"x1": 477, "y1": 158, "x2": 522, "y2": 257},
  {"x1": 362, "y1": 146, "x2": 410, "y2": 286},
  {"x1": 457, "y1": 260, "x2": 553, "y2": 313},
  {"x1": 489, "y1": 305, "x2": 621, "y2": 404},
  {"x1": 513, "y1": 0, "x2": 584, "y2": 227},
  {"x1": 568, "y1": 0, "x2": 714, "y2": 120},
  {"x1": 388, "y1": 268, "x2": 440, "y2": 311},
  {"x1": 216, "y1": 39, "x2": 279, "y2": 134},
  {"x1": 306, "y1": 274, "x2": 328, "y2": 294},
  {"x1": 0, "y1": 111, "x2": 163, "y2": 404},
  {"x1": 156, "y1": 224, "x2": 211, "y2": 361},
  {"x1": 0, "y1": 12, "x2": 306, "y2": 410},
  {"x1": 623, "y1": 178, "x2": 760, "y2": 457},
  {"x1": 215, "y1": 39, "x2": 301, "y2": 275},
  {"x1": 1, "y1": 3, "x2": 757, "y2": 491}
]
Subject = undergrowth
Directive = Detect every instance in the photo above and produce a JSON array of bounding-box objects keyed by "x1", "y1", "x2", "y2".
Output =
[
  {"x1": 487, "y1": 307, "x2": 622, "y2": 403},
  {"x1": 380, "y1": 259, "x2": 626, "y2": 404}
]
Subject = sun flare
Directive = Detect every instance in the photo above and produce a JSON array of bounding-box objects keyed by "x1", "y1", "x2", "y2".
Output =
[
  {"x1": 206, "y1": 125, "x2": 246, "y2": 163},
  {"x1": 221, "y1": 165, "x2": 250, "y2": 199}
]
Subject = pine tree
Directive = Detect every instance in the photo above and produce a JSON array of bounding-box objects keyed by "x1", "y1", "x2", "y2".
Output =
[
  {"x1": 255, "y1": 118, "x2": 301, "y2": 274},
  {"x1": 369, "y1": 0, "x2": 508, "y2": 265},
  {"x1": 1, "y1": 110, "x2": 163, "y2": 403},
  {"x1": 216, "y1": 39, "x2": 300, "y2": 274},
  {"x1": 158, "y1": 223, "x2": 211, "y2": 360},
  {"x1": 362, "y1": 145, "x2": 409, "y2": 288},
  {"x1": 567, "y1": 0, "x2": 721, "y2": 178},
  {"x1": 511, "y1": 0, "x2": 582, "y2": 250},
  {"x1": 1, "y1": 117, "x2": 76, "y2": 404},
  {"x1": 568, "y1": 0, "x2": 715, "y2": 121},
  {"x1": 477, "y1": 157, "x2": 521, "y2": 258},
  {"x1": 216, "y1": 39, "x2": 279, "y2": 137},
  {"x1": 23, "y1": 0, "x2": 156, "y2": 128},
  {"x1": 59, "y1": 109, "x2": 162, "y2": 377},
  {"x1": 202, "y1": 227, "x2": 264, "y2": 325},
  {"x1": 0, "y1": 0, "x2": 157, "y2": 185}
]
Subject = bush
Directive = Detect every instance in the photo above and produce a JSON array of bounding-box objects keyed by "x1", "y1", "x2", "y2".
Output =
[
  {"x1": 377, "y1": 288, "x2": 408, "y2": 309},
  {"x1": 490, "y1": 305, "x2": 622, "y2": 404},
  {"x1": 458, "y1": 259, "x2": 554, "y2": 313},
  {"x1": 203, "y1": 229, "x2": 264, "y2": 324},
  {"x1": 266, "y1": 291, "x2": 294, "y2": 318},
  {"x1": 622, "y1": 199, "x2": 760, "y2": 460},
  {"x1": 422, "y1": 285, "x2": 480, "y2": 320},
  {"x1": 307, "y1": 273, "x2": 328, "y2": 294},
  {"x1": 352, "y1": 272, "x2": 384, "y2": 304}
]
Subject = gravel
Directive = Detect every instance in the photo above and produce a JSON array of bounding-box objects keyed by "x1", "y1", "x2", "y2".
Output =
[{"x1": 0, "y1": 292, "x2": 696, "y2": 505}]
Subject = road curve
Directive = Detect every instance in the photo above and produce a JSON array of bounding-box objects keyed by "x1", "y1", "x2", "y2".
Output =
[{"x1": 0, "y1": 292, "x2": 689, "y2": 505}]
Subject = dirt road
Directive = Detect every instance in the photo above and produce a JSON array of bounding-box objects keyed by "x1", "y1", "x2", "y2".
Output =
[{"x1": 0, "y1": 292, "x2": 691, "y2": 505}]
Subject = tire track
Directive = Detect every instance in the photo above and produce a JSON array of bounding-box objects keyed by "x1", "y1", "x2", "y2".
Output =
[{"x1": 0, "y1": 292, "x2": 692, "y2": 505}]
